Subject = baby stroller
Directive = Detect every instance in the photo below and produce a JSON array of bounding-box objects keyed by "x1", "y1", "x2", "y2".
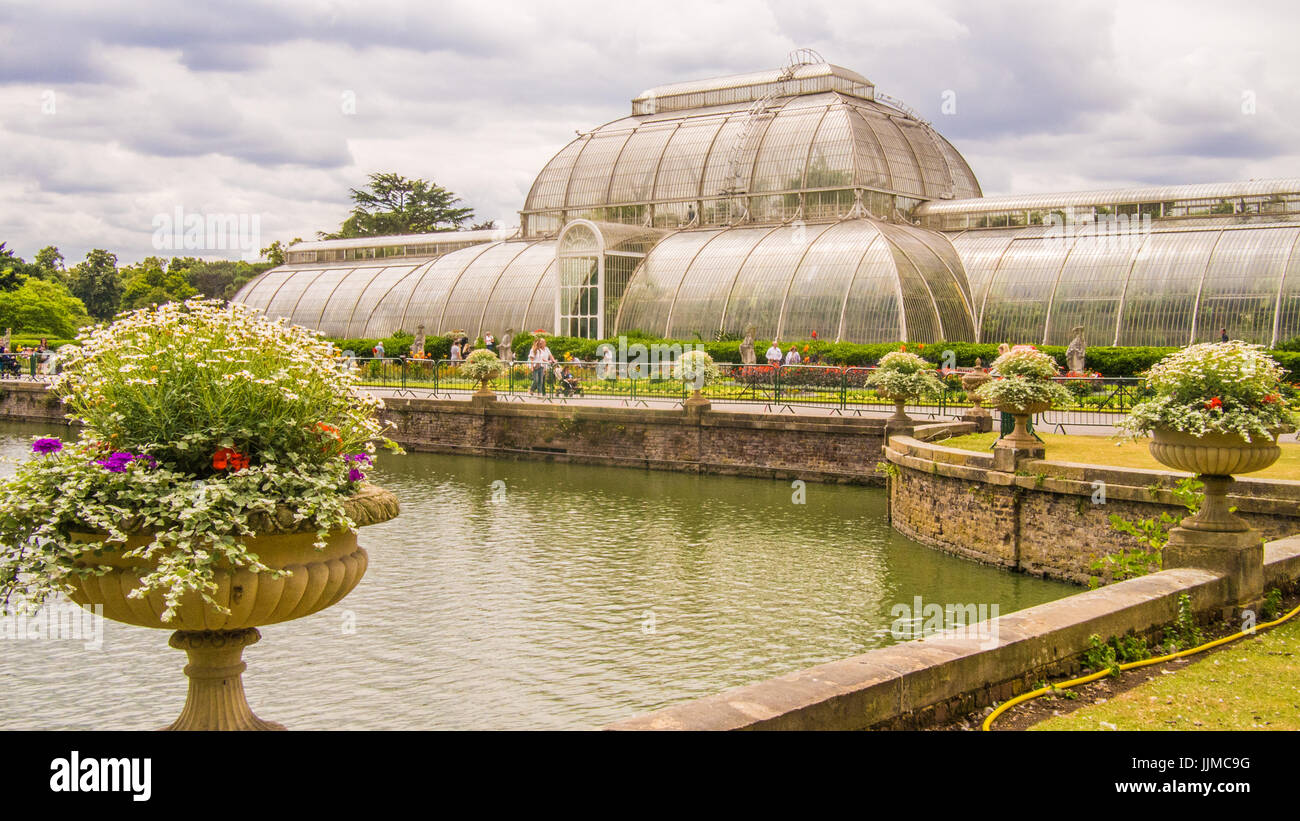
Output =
[{"x1": 556, "y1": 365, "x2": 583, "y2": 397}]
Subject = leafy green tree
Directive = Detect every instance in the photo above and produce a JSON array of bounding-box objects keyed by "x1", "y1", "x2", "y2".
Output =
[
  {"x1": 34, "y1": 246, "x2": 66, "y2": 284},
  {"x1": 0, "y1": 243, "x2": 49, "y2": 291},
  {"x1": 174, "y1": 258, "x2": 270, "y2": 300},
  {"x1": 69, "y1": 250, "x2": 122, "y2": 320},
  {"x1": 259, "y1": 238, "x2": 301, "y2": 266},
  {"x1": 119, "y1": 256, "x2": 198, "y2": 309},
  {"x1": 319, "y1": 173, "x2": 475, "y2": 239},
  {"x1": 0, "y1": 277, "x2": 91, "y2": 337}
]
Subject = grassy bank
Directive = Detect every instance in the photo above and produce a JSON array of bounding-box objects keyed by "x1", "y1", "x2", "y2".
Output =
[{"x1": 938, "y1": 431, "x2": 1300, "y2": 481}]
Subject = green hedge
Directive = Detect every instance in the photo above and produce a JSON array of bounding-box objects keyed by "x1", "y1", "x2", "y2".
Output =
[
  {"x1": 6, "y1": 336, "x2": 76, "y2": 351},
  {"x1": 322, "y1": 331, "x2": 1300, "y2": 380}
]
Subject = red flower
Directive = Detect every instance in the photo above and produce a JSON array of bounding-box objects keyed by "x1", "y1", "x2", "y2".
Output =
[
  {"x1": 213, "y1": 447, "x2": 249, "y2": 472},
  {"x1": 1263, "y1": 394, "x2": 1279, "y2": 404},
  {"x1": 810, "y1": 331, "x2": 818, "y2": 339},
  {"x1": 1204, "y1": 396, "x2": 1223, "y2": 410}
]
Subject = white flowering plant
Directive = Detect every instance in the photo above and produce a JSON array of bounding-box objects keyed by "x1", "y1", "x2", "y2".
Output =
[
  {"x1": 0, "y1": 299, "x2": 401, "y2": 621},
  {"x1": 866, "y1": 350, "x2": 944, "y2": 400},
  {"x1": 1117, "y1": 341, "x2": 1297, "y2": 442},
  {"x1": 975, "y1": 348, "x2": 1074, "y2": 412},
  {"x1": 673, "y1": 349, "x2": 721, "y2": 391},
  {"x1": 459, "y1": 348, "x2": 506, "y2": 389}
]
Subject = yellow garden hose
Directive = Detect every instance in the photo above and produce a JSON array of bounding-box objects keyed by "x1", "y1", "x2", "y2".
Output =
[{"x1": 982, "y1": 599, "x2": 1300, "y2": 731}]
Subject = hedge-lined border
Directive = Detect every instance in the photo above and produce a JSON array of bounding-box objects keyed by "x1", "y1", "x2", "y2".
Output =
[{"x1": 324, "y1": 332, "x2": 1300, "y2": 380}]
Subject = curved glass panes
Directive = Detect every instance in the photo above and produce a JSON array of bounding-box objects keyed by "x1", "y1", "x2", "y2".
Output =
[
  {"x1": 938, "y1": 222, "x2": 1300, "y2": 347},
  {"x1": 231, "y1": 240, "x2": 558, "y2": 341},
  {"x1": 613, "y1": 219, "x2": 974, "y2": 344}
]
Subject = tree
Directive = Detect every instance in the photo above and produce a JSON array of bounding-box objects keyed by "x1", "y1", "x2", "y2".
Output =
[
  {"x1": 0, "y1": 243, "x2": 47, "y2": 291},
  {"x1": 119, "y1": 256, "x2": 198, "y2": 310},
  {"x1": 0, "y1": 277, "x2": 91, "y2": 337},
  {"x1": 319, "y1": 173, "x2": 476, "y2": 239},
  {"x1": 259, "y1": 238, "x2": 301, "y2": 267},
  {"x1": 34, "y1": 246, "x2": 66, "y2": 284},
  {"x1": 175, "y1": 258, "x2": 270, "y2": 300},
  {"x1": 69, "y1": 249, "x2": 122, "y2": 320}
]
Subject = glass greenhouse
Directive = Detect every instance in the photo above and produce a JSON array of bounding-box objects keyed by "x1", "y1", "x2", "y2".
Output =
[{"x1": 234, "y1": 54, "x2": 1300, "y2": 348}]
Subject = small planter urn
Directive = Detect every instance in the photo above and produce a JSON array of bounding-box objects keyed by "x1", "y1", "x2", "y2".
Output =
[
  {"x1": 472, "y1": 376, "x2": 498, "y2": 405},
  {"x1": 879, "y1": 393, "x2": 913, "y2": 424},
  {"x1": 683, "y1": 387, "x2": 711, "y2": 410},
  {"x1": 960, "y1": 370, "x2": 993, "y2": 431},
  {"x1": 1148, "y1": 428, "x2": 1280, "y2": 532},
  {"x1": 66, "y1": 484, "x2": 399, "y2": 730},
  {"x1": 996, "y1": 400, "x2": 1050, "y2": 451}
]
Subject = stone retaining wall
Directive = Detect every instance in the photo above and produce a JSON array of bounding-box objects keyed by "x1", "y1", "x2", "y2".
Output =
[
  {"x1": 381, "y1": 396, "x2": 888, "y2": 484},
  {"x1": 0, "y1": 381, "x2": 68, "y2": 424},
  {"x1": 885, "y1": 422, "x2": 1300, "y2": 584}
]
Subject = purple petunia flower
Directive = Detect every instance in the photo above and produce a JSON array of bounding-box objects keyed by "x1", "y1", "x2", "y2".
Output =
[
  {"x1": 95, "y1": 452, "x2": 134, "y2": 472},
  {"x1": 94, "y1": 452, "x2": 157, "y2": 472},
  {"x1": 344, "y1": 453, "x2": 373, "y2": 465},
  {"x1": 347, "y1": 467, "x2": 365, "y2": 483},
  {"x1": 32, "y1": 438, "x2": 63, "y2": 455}
]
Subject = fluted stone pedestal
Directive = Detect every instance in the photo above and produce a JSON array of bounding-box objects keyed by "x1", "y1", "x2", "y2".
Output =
[
  {"x1": 1161, "y1": 473, "x2": 1264, "y2": 612},
  {"x1": 164, "y1": 628, "x2": 285, "y2": 731}
]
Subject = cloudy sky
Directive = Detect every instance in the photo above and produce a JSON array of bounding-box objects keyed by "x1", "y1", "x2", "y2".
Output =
[{"x1": 1, "y1": 0, "x2": 1297, "y2": 265}]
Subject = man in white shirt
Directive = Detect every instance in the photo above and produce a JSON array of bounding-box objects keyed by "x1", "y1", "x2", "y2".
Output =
[
  {"x1": 783, "y1": 346, "x2": 802, "y2": 366},
  {"x1": 765, "y1": 342, "x2": 782, "y2": 366}
]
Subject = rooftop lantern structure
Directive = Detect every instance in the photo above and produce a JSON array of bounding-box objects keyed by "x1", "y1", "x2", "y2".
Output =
[{"x1": 521, "y1": 53, "x2": 980, "y2": 237}]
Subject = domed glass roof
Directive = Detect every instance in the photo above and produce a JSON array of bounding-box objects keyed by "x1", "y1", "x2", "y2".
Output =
[{"x1": 522, "y1": 64, "x2": 980, "y2": 235}]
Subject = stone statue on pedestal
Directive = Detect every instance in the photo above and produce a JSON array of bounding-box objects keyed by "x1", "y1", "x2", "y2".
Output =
[
  {"x1": 739, "y1": 326, "x2": 757, "y2": 365},
  {"x1": 1066, "y1": 326, "x2": 1086, "y2": 374},
  {"x1": 500, "y1": 329, "x2": 515, "y2": 363},
  {"x1": 411, "y1": 324, "x2": 426, "y2": 358}
]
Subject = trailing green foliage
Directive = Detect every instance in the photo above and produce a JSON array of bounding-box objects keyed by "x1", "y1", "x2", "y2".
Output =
[{"x1": 1090, "y1": 477, "x2": 1203, "y2": 587}]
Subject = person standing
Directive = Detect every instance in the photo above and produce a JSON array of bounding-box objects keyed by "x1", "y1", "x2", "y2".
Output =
[
  {"x1": 485, "y1": 333, "x2": 496, "y2": 354},
  {"x1": 783, "y1": 346, "x2": 802, "y2": 366},
  {"x1": 765, "y1": 340, "x2": 783, "y2": 367},
  {"x1": 1220, "y1": 328, "x2": 1229, "y2": 343},
  {"x1": 373, "y1": 340, "x2": 385, "y2": 360},
  {"x1": 449, "y1": 339, "x2": 462, "y2": 362},
  {"x1": 528, "y1": 338, "x2": 554, "y2": 396}
]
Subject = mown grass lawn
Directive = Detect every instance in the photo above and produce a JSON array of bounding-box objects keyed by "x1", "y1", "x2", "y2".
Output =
[
  {"x1": 938, "y1": 432, "x2": 1300, "y2": 481},
  {"x1": 1030, "y1": 614, "x2": 1300, "y2": 730}
]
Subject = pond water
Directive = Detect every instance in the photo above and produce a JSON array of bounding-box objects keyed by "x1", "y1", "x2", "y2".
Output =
[{"x1": 0, "y1": 421, "x2": 1075, "y2": 730}]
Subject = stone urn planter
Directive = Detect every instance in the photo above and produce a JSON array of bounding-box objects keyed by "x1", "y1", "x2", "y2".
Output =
[
  {"x1": 1148, "y1": 428, "x2": 1280, "y2": 532},
  {"x1": 879, "y1": 392, "x2": 914, "y2": 423},
  {"x1": 996, "y1": 400, "x2": 1050, "y2": 450},
  {"x1": 960, "y1": 370, "x2": 993, "y2": 431},
  {"x1": 683, "y1": 387, "x2": 711, "y2": 413},
  {"x1": 65, "y1": 484, "x2": 399, "y2": 730}
]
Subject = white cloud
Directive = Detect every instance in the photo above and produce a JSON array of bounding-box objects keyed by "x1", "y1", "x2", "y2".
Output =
[{"x1": 0, "y1": 0, "x2": 1296, "y2": 264}]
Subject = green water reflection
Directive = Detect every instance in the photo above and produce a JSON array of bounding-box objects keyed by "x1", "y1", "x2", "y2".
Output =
[{"x1": 0, "y1": 422, "x2": 1075, "y2": 729}]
